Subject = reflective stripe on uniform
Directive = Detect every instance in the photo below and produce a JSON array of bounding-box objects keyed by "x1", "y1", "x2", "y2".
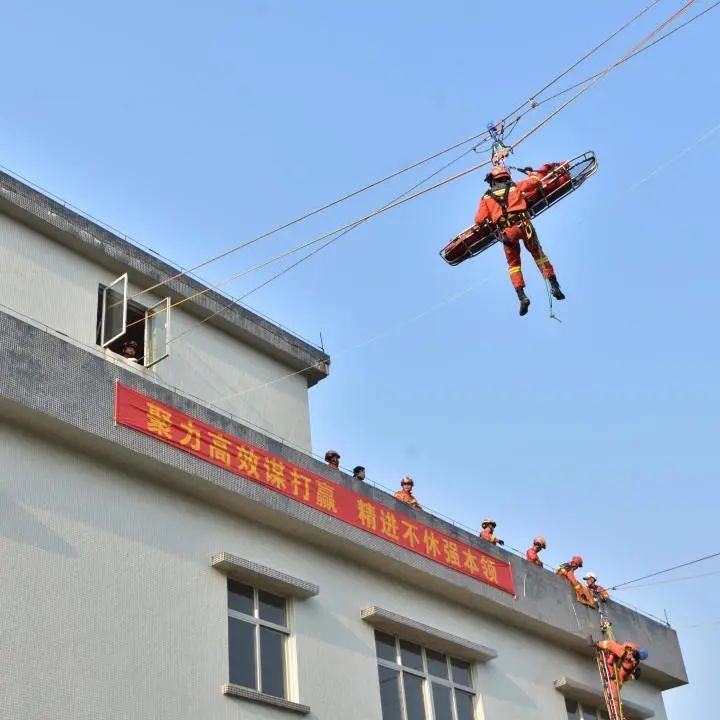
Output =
[{"x1": 509, "y1": 266, "x2": 522, "y2": 274}]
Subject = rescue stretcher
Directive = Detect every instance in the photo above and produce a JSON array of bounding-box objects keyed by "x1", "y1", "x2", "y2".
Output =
[{"x1": 440, "y1": 151, "x2": 598, "y2": 266}]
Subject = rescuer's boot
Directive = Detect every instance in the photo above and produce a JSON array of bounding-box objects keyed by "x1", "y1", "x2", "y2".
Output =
[
  {"x1": 516, "y1": 287, "x2": 530, "y2": 316},
  {"x1": 549, "y1": 276, "x2": 565, "y2": 300}
]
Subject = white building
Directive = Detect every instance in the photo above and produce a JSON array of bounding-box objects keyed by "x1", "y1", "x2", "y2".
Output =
[{"x1": 0, "y1": 170, "x2": 686, "y2": 720}]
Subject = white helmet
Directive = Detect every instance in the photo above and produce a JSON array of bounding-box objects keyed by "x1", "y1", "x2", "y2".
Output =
[{"x1": 583, "y1": 572, "x2": 597, "y2": 581}]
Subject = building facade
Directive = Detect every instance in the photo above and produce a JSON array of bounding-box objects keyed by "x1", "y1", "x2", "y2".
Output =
[{"x1": 0, "y1": 171, "x2": 687, "y2": 720}]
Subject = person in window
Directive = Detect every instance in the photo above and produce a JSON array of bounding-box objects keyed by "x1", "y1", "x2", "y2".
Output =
[
  {"x1": 526, "y1": 536, "x2": 547, "y2": 566},
  {"x1": 352, "y1": 466, "x2": 366, "y2": 481},
  {"x1": 324, "y1": 450, "x2": 341, "y2": 469},
  {"x1": 480, "y1": 518, "x2": 504, "y2": 545},
  {"x1": 120, "y1": 339, "x2": 140, "y2": 363},
  {"x1": 394, "y1": 477, "x2": 421, "y2": 509}
]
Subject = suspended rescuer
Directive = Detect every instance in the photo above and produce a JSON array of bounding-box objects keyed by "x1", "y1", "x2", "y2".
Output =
[
  {"x1": 597, "y1": 640, "x2": 648, "y2": 714},
  {"x1": 526, "y1": 537, "x2": 547, "y2": 566},
  {"x1": 556, "y1": 556, "x2": 587, "y2": 603},
  {"x1": 394, "y1": 477, "x2": 421, "y2": 509},
  {"x1": 480, "y1": 519, "x2": 504, "y2": 545},
  {"x1": 474, "y1": 165, "x2": 565, "y2": 315}
]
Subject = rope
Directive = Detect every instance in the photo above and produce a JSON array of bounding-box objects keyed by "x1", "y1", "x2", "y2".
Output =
[
  {"x1": 131, "y1": 1, "x2": 699, "y2": 330},
  {"x1": 129, "y1": 0, "x2": 667, "y2": 302},
  {"x1": 609, "y1": 550, "x2": 720, "y2": 589}
]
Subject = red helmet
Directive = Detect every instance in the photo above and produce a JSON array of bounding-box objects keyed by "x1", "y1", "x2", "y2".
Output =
[
  {"x1": 571, "y1": 555, "x2": 583, "y2": 567},
  {"x1": 481, "y1": 518, "x2": 496, "y2": 528},
  {"x1": 485, "y1": 165, "x2": 511, "y2": 183},
  {"x1": 533, "y1": 536, "x2": 547, "y2": 549},
  {"x1": 324, "y1": 450, "x2": 340, "y2": 461}
]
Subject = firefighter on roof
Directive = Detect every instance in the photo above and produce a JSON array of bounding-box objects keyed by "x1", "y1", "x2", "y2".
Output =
[
  {"x1": 394, "y1": 477, "x2": 421, "y2": 509},
  {"x1": 474, "y1": 165, "x2": 565, "y2": 315},
  {"x1": 556, "y1": 556, "x2": 587, "y2": 603},
  {"x1": 480, "y1": 518, "x2": 504, "y2": 545},
  {"x1": 584, "y1": 572, "x2": 610, "y2": 607},
  {"x1": 526, "y1": 537, "x2": 546, "y2": 566}
]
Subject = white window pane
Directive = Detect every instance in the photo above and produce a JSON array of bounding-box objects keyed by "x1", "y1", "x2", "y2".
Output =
[
  {"x1": 451, "y1": 658, "x2": 472, "y2": 687},
  {"x1": 258, "y1": 590, "x2": 286, "y2": 626},
  {"x1": 455, "y1": 690, "x2": 475, "y2": 720},
  {"x1": 378, "y1": 665, "x2": 403, "y2": 720},
  {"x1": 144, "y1": 297, "x2": 170, "y2": 368},
  {"x1": 375, "y1": 631, "x2": 397, "y2": 663},
  {"x1": 101, "y1": 274, "x2": 127, "y2": 347},
  {"x1": 431, "y1": 682, "x2": 453, "y2": 720},
  {"x1": 228, "y1": 617, "x2": 256, "y2": 689},
  {"x1": 259, "y1": 626, "x2": 286, "y2": 698},
  {"x1": 400, "y1": 639, "x2": 423, "y2": 671},
  {"x1": 565, "y1": 698, "x2": 580, "y2": 720},
  {"x1": 426, "y1": 649, "x2": 449, "y2": 680},
  {"x1": 403, "y1": 673, "x2": 427, "y2": 720}
]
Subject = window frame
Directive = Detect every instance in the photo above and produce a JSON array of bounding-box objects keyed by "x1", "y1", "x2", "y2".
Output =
[
  {"x1": 375, "y1": 630, "x2": 476, "y2": 720},
  {"x1": 227, "y1": 580, "x2": 291, "y2": 699},
  {"x1": 565, "y1": 697, "x2": 609, "y2": 720}
]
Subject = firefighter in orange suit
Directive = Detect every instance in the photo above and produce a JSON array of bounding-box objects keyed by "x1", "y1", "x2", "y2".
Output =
[
  {"x1": 584, "y1": 572, "x2": 610, "y2": 607},
  {"x1": 526, "y1": 536, "x2": 546, "y2": 566},
  {"x1": 474, "y1": 165, "x2": 565, "y2": 315},
  {"x1": 394, "y1": 476, "x2": 421, "y2": 509},
  {"x1": 556, "y1": 556, "x2": 587, "y2": 603},
  {"x1": 480, "y1": 518, "x2": 504, "y2": 545}
]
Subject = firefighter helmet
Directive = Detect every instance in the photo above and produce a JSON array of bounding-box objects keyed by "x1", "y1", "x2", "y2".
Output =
[
  {"x1": 481, "y1": 518, "x2": 497, "y2": 528},
  {"x1": 570, "y1": 555, "x2": 583, "y2": 567},
  {"x1": 324, "y1": 450, "x2": 340, "y2": 461},
  {"x1": 583, "y1": 572, "x2": 597, "y2": 581},
  {"x1": 401, "y1": 476, "x2": 414, "y2": 487},
  {"x1": 484, "y1": 165, "x2": 511, "y2": 184},
  {"x1": 533, "y1": 536, "x2": 547, "y2": 548}
]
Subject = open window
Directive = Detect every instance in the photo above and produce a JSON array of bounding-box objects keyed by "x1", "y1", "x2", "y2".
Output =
[{"x1": 96, "y1": 274, "x2": 171, "y2": 369}]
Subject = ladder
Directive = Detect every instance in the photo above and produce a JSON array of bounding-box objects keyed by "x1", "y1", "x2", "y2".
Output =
[{"x1": 594, "y1": 602, "x2": 625, "y2": 720}]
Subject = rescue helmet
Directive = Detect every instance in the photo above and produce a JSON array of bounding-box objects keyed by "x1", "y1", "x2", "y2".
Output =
[
  {"x1": 324, "y1": 450, "x2": 340, "y2": 461},
  {"x1": 484, "y1": 165, "x2": 511, "y2": 184},
  {"x1": 583, "y1": 572, "x2": 597, "y2": 582},
  {"x1": 481, "y1": 518, "x2": 497, "y2": 529},
  {"x1": 638, "y1": 648, "x2": 649, "y2": 661},
  {"x1": 401, "y1": 476, "x2": 414, "y2": 487},
  {"x1": 533, "y1": 536, "x2": 547, "y2": 549},
  {"x1": 570, "y1": 555, "x2": 584, "y2": 567}
]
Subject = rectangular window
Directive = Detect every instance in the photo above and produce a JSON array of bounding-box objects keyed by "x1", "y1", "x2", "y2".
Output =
[
  {"x1": 227, "y1": 579, "x2": 289, "y2": 699},
  {"x1": 566, "y1": 698, "x2": 609, "y2": 720},
  {"x1": 96, "y1": 278, "x2": 171, "y2": 368},
  {"x1": 375, "y1": 630, "x2": 476, "y2": 720}
]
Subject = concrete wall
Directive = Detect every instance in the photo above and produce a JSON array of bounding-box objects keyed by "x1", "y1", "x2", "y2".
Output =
[
  {"x1": 0, "y1": 211, "x2": 312, "y2": 450},
  {"x1": 0, "y1": 420, "x2": 669, "y2": 720}
]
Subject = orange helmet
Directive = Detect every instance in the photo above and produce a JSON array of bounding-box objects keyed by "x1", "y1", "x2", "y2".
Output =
[
  {"x1": 533, "y1": 536, "x2": 547, "y2": 549},
  {"x1": 571, "y1": 555, "x2": 583, "y2": 567},
  {"x1": 481, "y1": 518, "x2": 496, "y2": 528},
  {"x1": 485, "y1": 165, "x2": 511, "y2": 183}
]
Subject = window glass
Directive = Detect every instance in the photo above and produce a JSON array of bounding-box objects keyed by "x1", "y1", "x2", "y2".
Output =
[
  {"x1": 451, "y1": 658, "x2": 472, "y2": 687},
  {"x1": 455, "y1": 690, "x2": 475, "y2": 720},
  {"x1": 426, "y1": 649, "x2": 449, "y2": 679},
  {"x1": 583, "y1": 707, "x2": 598, "y2": 720},
  {"x1": 260, "y1": 626, "x2": 286, "y2": 698},
  {"x1": 431, "y1": 682, "x2": 454, "y2": 720},
  {"x1": 228, "y1": 617, "x2": 256, "y2": 689},
  {"x1": 375, "y1": 631, "x2": 398, "y2": 663},
  {"x1": 378, "y1": 665, "x2": 403, "y2": 720},
  {"x1": 228, "y1": 580, "x2": 254, "y2": 615},
  {"x1": 400, "y1": 639, "x2": 424, "y2": 671},
  {"x1": 565, "y1": 698, "x2": 580, "y2": 720},
  {"x1": 258, "y1": 589, "x2": 286, "y2": 626},
  {"x1": 403, "y1": 673, "x2": 427, "y2": 720}
]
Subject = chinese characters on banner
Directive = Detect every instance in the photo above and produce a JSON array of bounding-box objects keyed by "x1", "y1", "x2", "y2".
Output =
[{"x1": 114, "y1": 383, "x2": 515, "y2": 595}]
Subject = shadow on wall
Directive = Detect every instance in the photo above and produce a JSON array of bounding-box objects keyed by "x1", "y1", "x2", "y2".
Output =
[{"x1": 0, "y1": 491, "x2": 78, "y2": 557}]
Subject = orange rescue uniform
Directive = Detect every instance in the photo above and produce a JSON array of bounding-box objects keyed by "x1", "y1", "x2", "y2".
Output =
[
  {"x1": 394, "y1": 489, "x2": 421, "y2": 509},
  {"x1": 526, "y1": 547, "x2": 543, "y2": 566},
  {"x1": 474, "y1": 176, "x2": 556, "y2": 289},
  {"x1": 480, "y1": 527, "x2": 501, "y2": 544}
]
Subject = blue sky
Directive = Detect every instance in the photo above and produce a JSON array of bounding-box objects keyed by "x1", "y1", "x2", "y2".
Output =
[{"x1": 2, "y1": 0, "x2": 718, "y2": 715}]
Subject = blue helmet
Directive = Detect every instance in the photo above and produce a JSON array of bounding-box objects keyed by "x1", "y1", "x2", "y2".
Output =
[{"x1": 638, "y1": 648, "x2": 649, "y2": 661}]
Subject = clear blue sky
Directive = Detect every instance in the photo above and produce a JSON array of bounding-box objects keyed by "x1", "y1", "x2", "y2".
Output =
[{"x1": 2, "y1": 0, "x2": 717, "y2": 716}]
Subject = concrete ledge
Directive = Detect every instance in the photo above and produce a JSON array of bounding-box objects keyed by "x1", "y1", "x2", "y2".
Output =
[
  {"x1": 554, "y1": 676, "x2": 654, "y2": 719},
  {"x1": 222, "y1": 683, "x2": 310, "y2": 714},
  {"x1": 361, "y1": 606, "x2": 497, "y2": 663},
  {"x1": 212, "y1": 552, "x2": 319, "y2": 599}
]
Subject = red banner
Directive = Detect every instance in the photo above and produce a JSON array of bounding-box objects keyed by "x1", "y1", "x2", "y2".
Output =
[{"x1": 114, "y1": 383, "x2": 515, "y2": 595}]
